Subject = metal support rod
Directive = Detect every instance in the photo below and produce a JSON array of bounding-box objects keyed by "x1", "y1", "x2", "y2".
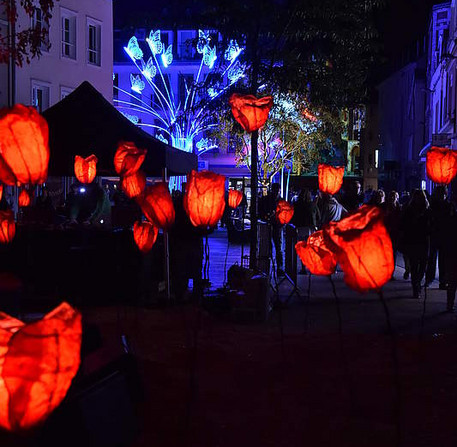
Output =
[{"x1": 163, "y1": 168, "x2": 171, "y2": 301}]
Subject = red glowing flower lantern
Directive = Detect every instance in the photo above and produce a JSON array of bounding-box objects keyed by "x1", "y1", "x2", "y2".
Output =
[
  {"x1": 0, "y1": 302, "x2": 81, "y2": 431},
  {"x1": 323, "y1": 205, "x2": 394, "y2": 293},
  {"x1": 136, "y1": 182, "x2": 175, "y2": 230},
  {"x1": 18, "y1": 189, "x2": 31, "y2": 207},
  {"x1": 228, "y1": 189, "x2": 243, "y2": 209},
  {"x1": 0, "y1": 210, "x2": 15, "y2": 244},
  {"x1": 426, "y1": 146, "x2": 457, "y2": 184},
  {"x1": 229, "y1": 93, "x2": 273, "y2": 132},
  {"x1": 0, "y1": 104, "x2": 49, "y2": 185},
  {"x1": 276, "y1": 199, "x2": 294, "y2": 225},
  {"x1": 114, "y1": 141, "x2": 147, "y2": 177},
  {"x1": 0, "y1": 184, "x2": 3, "y2": 202},
  {"x1": 184, "y1": 170, "x2": 226, "y2": 228},
  {"x1": 318, "y1": 164, "x2": 345, "y2": 195},
  {"x1": 295, "y1": 230, "x2": 337, "y2": 276},
  {"x1": 121, "y1": 170, "x2": 146, "y2": 198},
  {"x1": 133, "y1": 221, "x2": 158, "y2": 253},
  {"x1": 74, "y1": 154, "x2": 98, "y2": 184}
]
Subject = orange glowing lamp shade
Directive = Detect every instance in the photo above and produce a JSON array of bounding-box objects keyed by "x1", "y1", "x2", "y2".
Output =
[
  {"x1": 0, "y1": 210, "x2": 15, "y2": 244},
  {"x1": 133, "y1": 221, "x2": 158, "y2": 253},
  {"x1": 74, "y1": 155, "x2": 98, "y2": 184},
  {"x1": 323, "y1": 205, "x2": 394, "y2": 293},
  {"x1": 184, "y1": 170, "x2": 226, "y2": 228},
  {"x1": 0, "y1": 302, "x2": 81, "y2": 431},
  {"x1": 114, "y1": 141, "x2": 147, "y2": 177},
  {"x1": 228, "y1": 189, "x2": 243, "y2": 209},
  {"x1": 318, "y1": 164, "x2": 345, "y2": 195},
  {"x1": 136, "y1": 182, "x2": 175, "y2": 230},
  {"x1": 276, "y1": 199, "x2": 294, "y2": 225},
  {"x1": 295, "y1": 230, "x2": 337, "y2": 276},
  {"x1": 229, "y1": 93, "x2": 273, "y2": 132},
  {"x1": 425, "y1": 146, "x2": 457, "y2": 184},
  {"x1": 18, "y1": 189, "x2": 31, "y2": 207},
  {"x1": 0, "y1": 104, "x2": 49, "y2": 186},
  {"x1": 121, "y1": 170, "x2": 146, "y2": 198}
]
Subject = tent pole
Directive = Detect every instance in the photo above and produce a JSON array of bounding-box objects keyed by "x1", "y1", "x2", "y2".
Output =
[{"x1": 163, "y1": 168, "x2": 171, "y2": 302}]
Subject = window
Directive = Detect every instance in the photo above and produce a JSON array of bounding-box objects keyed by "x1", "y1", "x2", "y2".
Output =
[
  {"x1": 178, "y1": 30, "x2": 195, "y2": 59},
  {"x1": 61, "y1": 9, "x2": 76, "y2": 59},
  {"x1": 87, "y1": 19, "x2": 101, "y2": 66},
  {"x1": 31, "y1": 7, "x2": 49, "y2": 50},
  {"x1": 60, "y1": 86, "x2": 73, "y2": 100},
  {"x1": 31, "y1": 81, "x2": 50, "y2": 113}
]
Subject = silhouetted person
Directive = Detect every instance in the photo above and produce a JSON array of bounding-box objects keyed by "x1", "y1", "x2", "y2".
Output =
[
  {"x1": 400, "y1": 189, "x2": 431, "y2": 299},
  {"x1": 342, "y1": 180, "x2": 364, "y2": 211},
  {"x1": 318, "y1": 192, "x2": 347, "y2": 227},
  {"x1": 385, "y1": 191, "x2": 401, "y2": 280}
]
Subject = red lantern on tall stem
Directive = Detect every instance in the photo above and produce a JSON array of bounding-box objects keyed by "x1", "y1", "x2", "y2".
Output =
[
  {"x1": 295, "y1": 230, "x2": 337, "y2": 276},
  {"x1": 229, "y1": 94, "x2": 273, "y2": 132},
  {"x1": 74, "y1": 155, "x2": 98, "y2": 184},
  {"x1": 0, "y1": 302, "x2": 81, "y2": 431},
  {"x1": 0, "y1": 210, "x2": 15, "y2": 244},
  {"x1": 318, "y1": 164, "x2": 345, "y2": 195},
  {"x1": 18, "y1": 189, "x2": 31, "y2": 207},
  {"x1": 276, "y1": 199, "x2": 294, "y2": 225},
  {"x1": 323, "y1": 205, "x2": 394, "y2": 293},
  {"x1": 133, "y1": 221, "x2": 158, "y2": 253},
  {"x1": 0, "y1": 104, "x2": 49, "y2": 185},
  {"x1": 0, "y1": 184, "x2": 3, "y2": 202},
  {"x1": 136, "y1": 182, "x2": 175, "y2": 230},
  {"x1": 228, "y1": 189, "x2": 243, "y2": 209},
  {"x1": 426, "y1": 146, "x2": 457, "y2": 184},
  {"x1": 184, "y1": 170, "x2": 226, "y2": 228},
  {"x1": 114, "y1": 141, "x2": 147, "y2": 177},
  {"x1": 121, "y1": 170, "x2": 146, "y2": 198}
]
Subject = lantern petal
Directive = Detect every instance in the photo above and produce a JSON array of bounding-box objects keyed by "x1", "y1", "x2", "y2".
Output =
[
  {"x1": 133, "y1": 220, "x2": 158, "y2": 253},
  {"x1": 121, "y1": 171, "x2": 146, "y2": 198},
  {"x1": 0, "y1": 210, "x2": 15, "y2": 244},
  {"x1": 296, "y1": 230, "x2": 337, "y2": 276},
  {"x1": 229, "y1": 93, "x2": 273, "y2": 132},
  {"x1": 18, "y1": 190, "x2": 31, "y2": 207},
  {"x1": 318, "y1": 164, "x2": 345, "y2": 195},
  {"x1": 114, "y1": 141, "x2": 147, "y2": 177},
  {"x1": 136, "y1": 182, "x2": 175, "y2": 230},
  {"x1": 228, "y1": 189, "x2": 243, "y2": 209},
  {"x1": 0, "y1": 302, "x2": 81, "y2": 431}
]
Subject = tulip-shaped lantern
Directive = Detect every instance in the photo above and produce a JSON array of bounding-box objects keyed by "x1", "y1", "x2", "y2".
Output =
[
  {"x1": 0, "y1": 210, "x2": 15, "y2": 244},
  {"x1": 323, "y1": 205, "x2": 394, "y2": 293},
  {"x1": 133, "y1": 221, "x2": 158, "y2": 253},
  {"x1": 121, "y1": 170, "x2": 146, "y2": 199},
  {"x1": 426, "y1": 146, "x2": 457, "y2": 184},
  {"x1": 136, "y1": 182, "x2": 175, "y2": 230},
  {"x1": 228, "y1": 189, "x2": 243, "y2": 209},
  {"x1": 114, "y1": 141, "x2": 147, "y2": 177},
  {"x1": 18, "y1": 189, "x2": 31, "y2": 207},
  {"x1": 276, "y1": 199, "x2": 294, "y2": 225},
  {"x1": 318, "y1": 164, "x2": 345, "y2": 195},
  {"x1": 295, "y1": 230, "x2": 337, "y2": 276},
  {"x1": 74, "y1": 155, "x2": 98, "y2": 184},
  {"x1": 0, "y1": 104, "x2": 49, "y2": 185},
  {"x1": 184, "y1": 170, "x2": 226, "y2": 229},
  {"x1": 0, "y1": 302, "x2": 81, "y2": 431},
  {"x1": 229, "y1": 94, "x2": 273, "y2": 132}
]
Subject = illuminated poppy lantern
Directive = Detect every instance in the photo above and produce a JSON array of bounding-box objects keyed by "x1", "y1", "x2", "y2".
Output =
[
  {"x1": 426, "y1": 146, "x2": 457, "y2": 184},
  {"x1": 0, "y1": 210, "x2": 15, "y2": 244},
  {"x1": 114, "y1": 141, "x2": 147, "y2": 177},
  {"x1": 0, "y1": 184, "x2": 3, "y2": 202},
  {"x1": 18, "y1": 189, "x2": 31, "y2": 207},
  {"x1": 133, "y1": 221, "x2": 158, "y2": 253},
  {"x1": 295, "y1": 230, "x2": 337, "y2": 276},
  {"x1": 0, "y1": 302, "x2": 81, "y2": 431},
  {"x1": 184, "y1": 170, "x2": 226, "y2": 228},
  {"x1": 137, "y1": 182, "x2": 175, "y2": 230},
  {"x1": 74, "y1": 154, "x2": 98, "y2": 184},
  {"x1": 323, "y1": 205, "x2": 394, "y2": 293},
  {"x1": 276, "y1": 199, "x2": 294, "y2": 225},
  {"x1": 228, "y1": 189, "x2": 243, "y2": 209},
  {"x1": 121, "y1": 170, "x2": 146, "y2": 198},
  {"x1": 318, "y1": 164, "x2": 345, "y2": 195},
  {"x1": 229, "y1": 93, "x2": 273, "y2": 132},
  {"x1": 0, "y1": 104, "x2": 49, "y2": 185}
]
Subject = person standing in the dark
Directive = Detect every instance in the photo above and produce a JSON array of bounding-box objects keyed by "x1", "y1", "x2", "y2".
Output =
[
  {"x1": 384, "y1": 191, "x2": 402, "y2": 280},
  {"x1": 342, "y1": 180, "x2": 364, "y2": 212},
  {"x1": 318, "y1": 192, "x2": 348, "y2": 227},
  {"x1": 259, "y1": 183, "x2": 284, "y2": 276},
  {"x1": 400, "y1": 189, "x2": 431, "y2": 299},
  {"x1": 425, "y1": 186, "x2": 454, "y2": 289}
]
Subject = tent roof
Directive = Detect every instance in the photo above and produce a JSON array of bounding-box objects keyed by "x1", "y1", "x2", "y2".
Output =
[{"x1": 42, "y1": 81, "x2": 197, "y2": 177}]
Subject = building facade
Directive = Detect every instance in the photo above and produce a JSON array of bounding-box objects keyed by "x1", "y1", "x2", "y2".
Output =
[{"x1": 0, "y1": 0, "x2": 113, "y2": 110}]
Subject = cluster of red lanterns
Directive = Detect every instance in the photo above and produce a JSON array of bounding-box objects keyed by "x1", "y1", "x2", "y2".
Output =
[
  {"x1": 425, "y1": 146, "x2": 457, "y2": 184},
  {"x1": 296, "y1": 206, "x2": 394, "y2": 293}
]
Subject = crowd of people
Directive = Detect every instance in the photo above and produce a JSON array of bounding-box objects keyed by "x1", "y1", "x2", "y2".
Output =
[{"x1": 288, "y1": 180, "x2": 457, "y2": 311}]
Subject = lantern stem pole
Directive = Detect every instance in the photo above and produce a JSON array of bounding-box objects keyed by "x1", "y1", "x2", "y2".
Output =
[
  {"x1": 303, "y1": 273, "x2": 312, "y2": 334},
  {"x1": 163, "y1": 168, "x2": 171, "y2": 301},
  {"x1": 249, "y1": 129, "x2": 259, "y2": 271},
  {"x1": 379, "y1": 288, "x2": 402, "y2": 447}
]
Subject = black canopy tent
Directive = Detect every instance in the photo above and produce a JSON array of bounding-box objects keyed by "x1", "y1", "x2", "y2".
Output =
[{"x1": 42, "y1": 81, "x2": 197, "y2": 177}]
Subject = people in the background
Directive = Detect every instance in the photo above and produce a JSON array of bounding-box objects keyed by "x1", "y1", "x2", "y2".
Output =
[
  {"x1": 342, "y1": 180, "x2": 364, "y2": 211},
  {"x1": 384, "y1": 191, "x2": 401, "y2": 280},
  {"x1": 318, "y1": 192, "x2": 348, "y2": 227}
]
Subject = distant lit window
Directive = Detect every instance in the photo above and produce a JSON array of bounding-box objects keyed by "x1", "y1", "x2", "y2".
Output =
[
  {"x1": 61, "y1": 9, "x2": 77, "y2": 59},
  {"x1": 60, "y1": 86, "x2": 73, "y2": 100},
  {"x1": 31, "y1": 7, "x2": 49, "y2": 50},
  {"x1": 87, "y1": 19, "x2": 101, "y2": 66},
  {"x1": 421, "y1": 180, "x2": 426, "y2": 190},
  {"x1": 31, "y1": 81, "x2": 50, "y2": 113},
  {"x1": 374, "y1": 149, "x2": 379, "y2": 169}
]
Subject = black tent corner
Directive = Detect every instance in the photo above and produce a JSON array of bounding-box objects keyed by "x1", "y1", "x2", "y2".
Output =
[{"x1": 42, "y1": 81, "x2": 197, "y2": 177}]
